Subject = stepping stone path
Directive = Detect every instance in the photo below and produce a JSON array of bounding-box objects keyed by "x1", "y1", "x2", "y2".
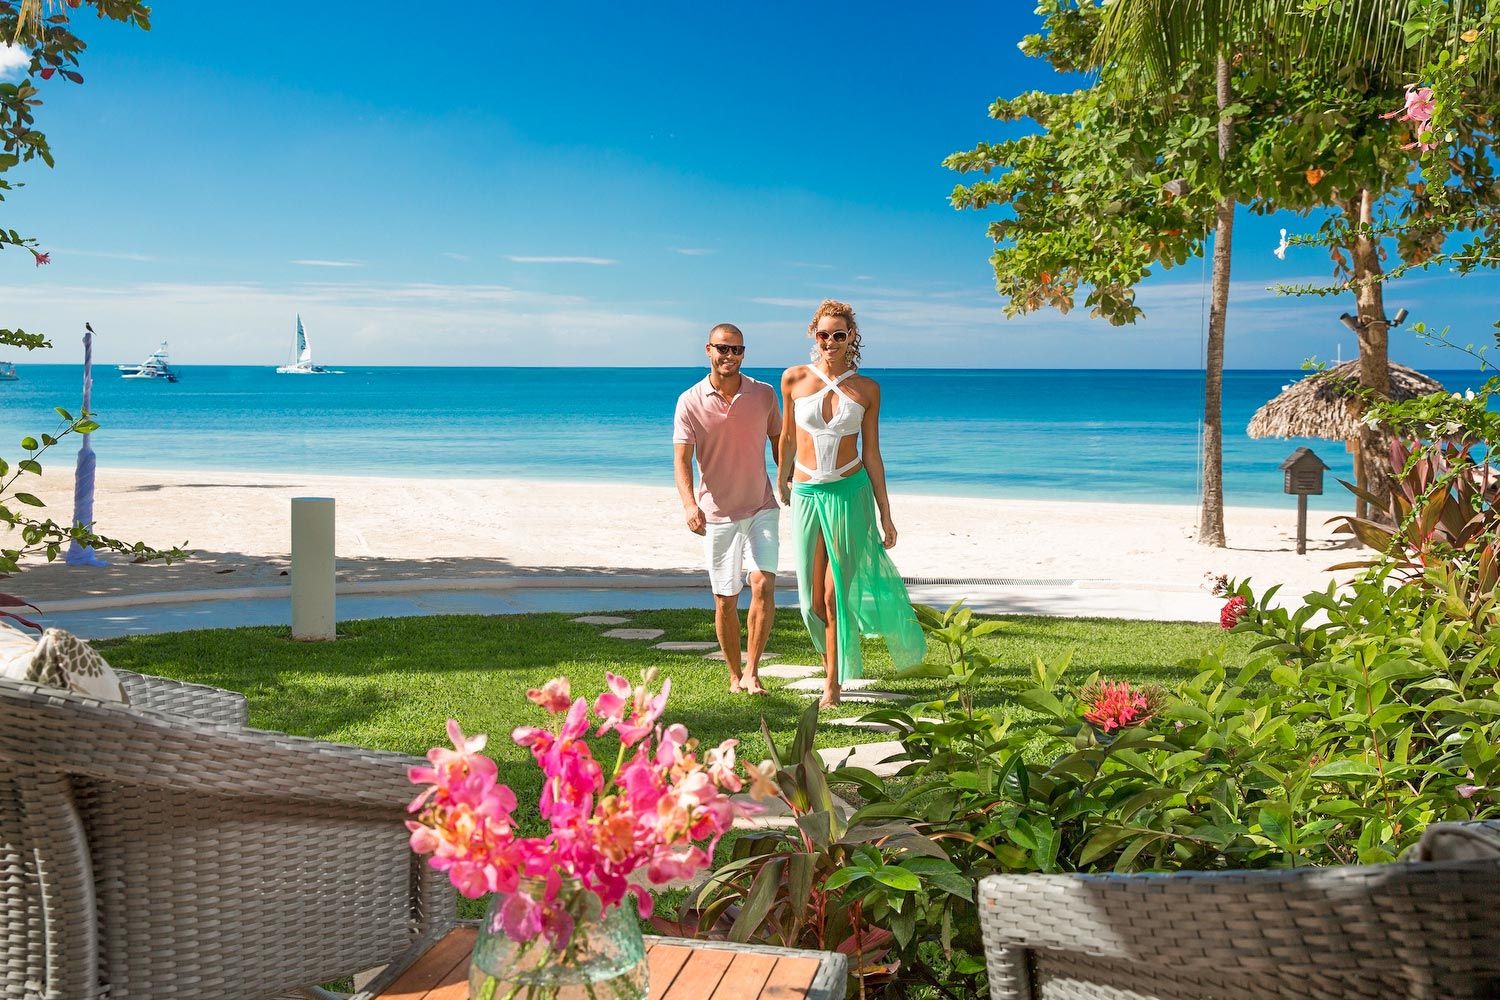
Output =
[
  {"x1": 783, "y1": 677, "x2": 910, "y2": 704},
  {"x1": 731, "y1": 790, "x2": 854, "y2": 830},
  {"x1": 653, "y1": 641, "x2": 721, "y2": 652},
  {"x1": 818, "y1": 740, "x2": 906, "y2": 778},
  {"x1": 756, "y1": 664, "x2": 822, "y2": 679},
  {"x1": 823, "y1": 716, "x2": 900, "y2": 733},
  {"x1": 572, "y1": 615, "x2": 631, "y2": 625},
  {"x1": 786, "y1": 677, "x2": 880, "y2": 692},
  {"x1": 705, "y1": 650, "x2": 781, "y2": 662},
  {"x1": 823, "y1": 714, "x2": 939, "y2": 733},
  {"x1": 601, "y1": 628, "x2": 666, "y2": 641}
]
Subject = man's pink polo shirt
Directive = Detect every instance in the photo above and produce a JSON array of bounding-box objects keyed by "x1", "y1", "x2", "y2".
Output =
[{"x1": 673, "y1": 374, "x2": 782, "y2": 523}]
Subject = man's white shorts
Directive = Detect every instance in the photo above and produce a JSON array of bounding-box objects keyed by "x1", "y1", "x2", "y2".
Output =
[{"x1": 704, "y1": 507, "x2": 779, "y2": 597}]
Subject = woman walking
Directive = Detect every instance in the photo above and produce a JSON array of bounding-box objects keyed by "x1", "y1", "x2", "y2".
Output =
[{"x1": 778, "y1": 300, "x2": 926, "y2": 707}]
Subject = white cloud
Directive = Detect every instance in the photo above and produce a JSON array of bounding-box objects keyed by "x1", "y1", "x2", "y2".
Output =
[
  {"x1": 505, "y1": 255, "x2": 617, "y2": 265},
  {"x1": 290, "y1": 259, "x2": 364, "y2": 268},
  {"x1": 52, "y1": 248, "x2": 156, "y2": 262},
  {"x1": 441, "y1": 252, "x2": 471, "y2": 262},
  {"x1": 0, "y1": 279, "x2": 697, "y2": 366},
  {"x1": 0, "y1": 45, "x2": 28, "y2": 80},
  {"x1": 672, "y1": 247, "x2": 715, "y2": 256}
]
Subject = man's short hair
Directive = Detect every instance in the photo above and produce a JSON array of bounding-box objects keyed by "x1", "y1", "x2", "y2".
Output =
[{"x1": 708, "y1": 323, "x2": 744, "y2": 341}]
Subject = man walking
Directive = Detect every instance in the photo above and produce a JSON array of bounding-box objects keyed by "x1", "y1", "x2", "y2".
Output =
[{"x1": 673, "y1": 323, "x2": 781, "y2": 694}]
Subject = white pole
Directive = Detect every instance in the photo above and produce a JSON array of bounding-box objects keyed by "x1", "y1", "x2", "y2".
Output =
[{"x1": 291, "y1": 497, "x2": 336, "y2": 641}]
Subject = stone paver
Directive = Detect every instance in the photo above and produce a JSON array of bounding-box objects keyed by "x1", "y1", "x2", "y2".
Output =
[
  {"x1": 653, "y1": 640, "x2": 721, "y2": 651},
  {"x1": 785, "y1": 677, "x2": 882, "y2": 692},
  {"x1": 806, "y1": 689, "x2": 911, "y2": 704},
  {"x1": 731, "y1": 790, "x2": 854, "y2": 830},
  {"x1": 822, "y1": 716, "x2": 899, "y2": 733},
  {"x1": 818, "y1": 740, "x2": 906, "y2": 778},
  {"x1": 704, "y1": 650, "x2": 781, "y2": 662},
  {"x1": 756, "y1": 664, "x2": 822, "y2": 679},
  {"x1": 601, "y1": 627, "x2": 665, "y2": 640},
  {"x1": 572, "y1": 615, "x2": 631, "y2": 625}
]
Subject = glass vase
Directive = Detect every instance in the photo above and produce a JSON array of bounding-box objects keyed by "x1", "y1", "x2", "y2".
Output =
[{"x1": 469, "y1": 883, "x2": 648, "y2": 1000}]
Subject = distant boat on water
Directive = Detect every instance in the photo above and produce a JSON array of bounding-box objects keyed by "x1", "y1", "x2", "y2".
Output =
[
  {"x1": 0, "y1": 362, "x2": 17, "y2": 382},
  {"x1": 276, "y1": 316, "x2": 342, "y2": 375},
  {"x1": 118, "y1": 341, "x2": 179, "y2": 382}
]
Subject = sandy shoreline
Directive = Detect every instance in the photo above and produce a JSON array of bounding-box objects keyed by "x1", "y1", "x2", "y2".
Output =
[{"x1": 5, "y1": 466, "x2": 1359, "y2": 607}]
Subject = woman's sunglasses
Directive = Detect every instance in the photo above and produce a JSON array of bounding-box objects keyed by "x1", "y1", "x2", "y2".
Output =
[
  {"x1": 815, "y1": 330, "x2": 850, "y2": 343},
  {"x1": 707, "y1": 343, "x2": 746, "y2": 356}
]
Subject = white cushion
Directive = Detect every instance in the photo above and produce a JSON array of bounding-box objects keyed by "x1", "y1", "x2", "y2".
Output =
[{"x1": 0, "y1": 624, "x2": 128, "y2": 704}]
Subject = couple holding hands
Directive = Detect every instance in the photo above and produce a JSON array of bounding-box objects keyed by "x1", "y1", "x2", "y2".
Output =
[{"x1": 672, "y1": 299, "x2": 926, "y2": 708}]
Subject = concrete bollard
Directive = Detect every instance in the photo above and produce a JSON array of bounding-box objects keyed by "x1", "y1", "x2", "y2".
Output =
[{"x1": 291, "y1": 497, "x2": 336, "y2": 641}]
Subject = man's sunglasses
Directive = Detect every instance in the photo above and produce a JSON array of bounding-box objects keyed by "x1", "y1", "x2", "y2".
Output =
[
  {"x1": 815, "y1": 330, "x2": 850, "y2": 343},
  {"x1": 708, "y1": 343, "x2": 746, "y2": 356}
]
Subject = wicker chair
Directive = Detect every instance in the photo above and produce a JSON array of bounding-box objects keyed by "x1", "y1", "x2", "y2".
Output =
[
  {"x1": 1, "y1": 670, "x2": 455, "y2": 1000},
  {"x1": 978, "y1": 822, "x2": 1500, "y2": 1000}
]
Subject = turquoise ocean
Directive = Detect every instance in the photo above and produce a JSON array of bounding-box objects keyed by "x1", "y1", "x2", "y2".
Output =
[{"x1": 0, "y1": 366, "x2": 1488, "y2": 509}]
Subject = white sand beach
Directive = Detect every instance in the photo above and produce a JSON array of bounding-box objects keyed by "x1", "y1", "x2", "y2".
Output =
[{"x1": 6, "y1": 467, "x2": 1360, "y2": 607}]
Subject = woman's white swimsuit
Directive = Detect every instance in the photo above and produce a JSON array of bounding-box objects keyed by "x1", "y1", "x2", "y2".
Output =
[{"x1": 793, "y1": 366, "x2": 865, "y2": 484}]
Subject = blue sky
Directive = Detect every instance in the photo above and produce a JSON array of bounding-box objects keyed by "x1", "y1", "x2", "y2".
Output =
[{"x1": 0, "y1": 2, "x2": 1494, "y2": 370}]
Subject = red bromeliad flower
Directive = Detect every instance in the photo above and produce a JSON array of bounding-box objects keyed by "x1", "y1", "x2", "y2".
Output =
[
  {"x1": 1220, "y1": 595, "x2": 1250, "y2": 630},
  {"x1": 32, "y1": 251, "x2": 50, "y2": 267},
  {"x1": 1079, "y1": 680, "x2": 1164, "y2": 733}
]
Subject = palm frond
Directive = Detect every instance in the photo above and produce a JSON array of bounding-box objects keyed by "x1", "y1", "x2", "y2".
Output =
[{"x1": 1096, "y1": 0, "x2": 1496, "y2": 88}]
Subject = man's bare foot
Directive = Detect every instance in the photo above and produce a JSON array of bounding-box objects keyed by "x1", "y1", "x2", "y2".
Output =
[{"x1": 742, "y1": 671, "x2": 767, "y2": 696}]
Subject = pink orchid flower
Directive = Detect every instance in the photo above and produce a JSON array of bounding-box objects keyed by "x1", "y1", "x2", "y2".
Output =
[
  {"x1": 745, "y1": 759, "x2": 780, "y2": 802},
  {"x1": 527, "y1": 677, "x2": 573, "y2": 713},
  {"x1": 409, "y1": 676, "x2": 764, "y2": 951},
  {"x1": 706, "y1": 738, "x2": 743, "y2": 792}
]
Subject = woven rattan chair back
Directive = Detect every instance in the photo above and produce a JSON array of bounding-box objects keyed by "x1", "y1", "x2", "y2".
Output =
[
  {"x1": 2, "y1": 672, "x2": 454, "y2": 1000},
  {"x1": 978, "y1": 839, "x2": 1500, "y2": 1000}
]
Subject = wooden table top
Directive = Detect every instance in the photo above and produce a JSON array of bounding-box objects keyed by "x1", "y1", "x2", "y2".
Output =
[{"x1": 376, "y1": 927, "x2": 842, "y2": 1000}]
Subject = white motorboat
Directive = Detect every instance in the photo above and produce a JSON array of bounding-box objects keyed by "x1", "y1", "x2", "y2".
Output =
[
  {"x1": 119, "y1": 341, "x2": 179, "y2": 382},
  {"x1": 276, "y1": 315, "x2": 342, "y2": 374},
  {"x1": 0, "y1": 362, "x2": 17, "y2": 382}
]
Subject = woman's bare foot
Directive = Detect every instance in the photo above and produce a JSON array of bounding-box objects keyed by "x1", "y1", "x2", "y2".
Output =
[{"x1": 818, "y1": 685, "x2": 841, "y2": 709}]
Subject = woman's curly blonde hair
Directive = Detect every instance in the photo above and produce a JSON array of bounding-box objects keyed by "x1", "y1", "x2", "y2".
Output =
[{"x1": 807, "y1": 299, "x2": 862, "y2": 369}]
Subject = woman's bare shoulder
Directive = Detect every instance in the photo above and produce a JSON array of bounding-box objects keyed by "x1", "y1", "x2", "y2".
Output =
[
  {"x1": 781, "y1": 365, "x2": 809, "y2": 387},
  {"x1": 849, "y1": 372, "x2": 881, "y2": 401}
]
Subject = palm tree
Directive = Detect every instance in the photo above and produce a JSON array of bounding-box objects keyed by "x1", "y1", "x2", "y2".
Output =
[{"x1": 1095, "y1": 0, "x2": 1492, "y2": 525}]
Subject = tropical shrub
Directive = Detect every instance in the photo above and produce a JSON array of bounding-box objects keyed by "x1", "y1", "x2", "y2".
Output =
[
  {"x1": 839, "y1": 571, "x2": 1498, "y2": 995},
  {"x1": 673, "y1": 702, "x2": 973, "y2": 1000},
  {"x1": 1330, "y1": 382, "x2": 1498, "y2": 618}
]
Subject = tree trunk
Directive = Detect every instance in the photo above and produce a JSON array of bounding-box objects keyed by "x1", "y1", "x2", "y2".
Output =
[
  {"x1": 1200, "y1": 51, "x2": 1233, "y2": 548},
  {"x1": 1346, "y1": 188, "x2": 1392, "y2": 523}
]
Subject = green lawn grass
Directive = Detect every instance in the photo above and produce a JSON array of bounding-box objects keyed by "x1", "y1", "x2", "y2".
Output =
[
  {"x1": 97, "y1": 608, "x2": 1256, "y2": 824},
  {"x1": 97, "y1": 608, "x2": 1257, "y2": 930}
]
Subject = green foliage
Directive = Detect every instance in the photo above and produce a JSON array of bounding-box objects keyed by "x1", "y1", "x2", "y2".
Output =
[
  {"x1": 826, "y1": 555, "x2": 1499, "y2": 995},
  {"x1": 951, "y1": 0, "x2": 1499, "y2": 324},
  {"x1": 677, "y1": 701, "x2": 974, "y2": 997}
]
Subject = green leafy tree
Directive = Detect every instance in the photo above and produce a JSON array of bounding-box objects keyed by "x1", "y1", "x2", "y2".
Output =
[
  {"x1": 948, "y1": 0, "x2": 1499, "y2": 533},
  {"x1": 1, "y1": 1, "x2": 179, "y2": 578}
]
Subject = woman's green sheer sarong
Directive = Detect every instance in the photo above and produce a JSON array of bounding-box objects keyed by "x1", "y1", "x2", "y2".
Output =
[{"x1": 791, "y1": 468, "x2": 927, "y2": 682}]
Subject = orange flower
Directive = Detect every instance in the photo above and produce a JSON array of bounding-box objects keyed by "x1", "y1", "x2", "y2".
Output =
[{"x1": 1305, "y1": 167, "x2": 1325, "y2": 186}]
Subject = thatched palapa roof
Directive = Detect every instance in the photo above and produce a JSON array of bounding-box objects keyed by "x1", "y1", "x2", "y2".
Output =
[{"x1": 1246, "y1": 360, "x2": 1446, "y2": 441}]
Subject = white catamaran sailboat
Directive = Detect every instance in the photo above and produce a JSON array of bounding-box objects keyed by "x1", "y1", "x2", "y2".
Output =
[
  {"x1": 118, "y1": 342, "x2": 179, "y2": 382},
  {"x1": 276, "y1": 316, "x2": 342, "y2": 374}
]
